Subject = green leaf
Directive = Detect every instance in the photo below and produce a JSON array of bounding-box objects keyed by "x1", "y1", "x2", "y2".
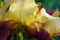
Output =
[
  {"x1": 53, "y1": 36, "x2": 60, "y2": 40},
  {"x1": 19, "y1": 32, "x2": 24, "y2": 40},
  {"x1": 0, "y1": 0, "x2": 4, "y2": 2},
  {"x1": 6, "y1": 6, "x2": 10, "y2": 12},
  {"x1": 59, "y1": 15, "x2": 60, "y2": 17},
  {"x1": 0, "y1": 0, "x2": 4, "y2": 8},
  {"x1": 14, "y1": 33, "x2": 20, "y2": 40}
]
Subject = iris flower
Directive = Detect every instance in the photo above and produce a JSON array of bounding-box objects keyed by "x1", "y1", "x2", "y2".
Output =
[{"x1": 0, "y1": 0, "x2": 60, "y2": 40}]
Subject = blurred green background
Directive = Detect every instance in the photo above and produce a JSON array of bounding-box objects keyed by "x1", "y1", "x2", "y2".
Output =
[{"x1": 35, "y1": 0, "x2": 60, "y2": 10}]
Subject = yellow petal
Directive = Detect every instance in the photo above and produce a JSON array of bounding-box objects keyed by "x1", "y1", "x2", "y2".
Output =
[
  {"x1": 22, "y1": 0, "x2": 37, "y2": 10},
  {"x1": 44, "y1": 18, "x2": 60, "y2": 36},
  {"x1": 36, "y1": 8, "x2": 59, "y2": 23},
  {"x1": 3, "y1": 1, "x2": 38, "y2": 26},
  {"x1": 52, "y1": 9, "x2": 60, "y2": 17}
]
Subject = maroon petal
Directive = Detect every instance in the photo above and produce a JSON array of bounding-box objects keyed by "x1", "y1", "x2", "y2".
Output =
[
  {"x1": 0, "y1": 25, "x2": 11, "y2": 40},
  {"x1": 0, "y1": 20, "x2": 16, "y2": 40},
  {"x1": 37, "y1": 29, "x2": 52, "y2": 40},
  {"x1": 46, "y1": 9, "x2": 57, "y2": 15},
  {"x1": 38, "y1": 3, "x2": 44, "y2": 9}
]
